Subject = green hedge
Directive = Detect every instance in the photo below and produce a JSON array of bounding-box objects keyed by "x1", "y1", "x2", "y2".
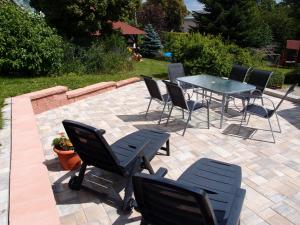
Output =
[
  {"x1": 163, "y1": 32, "x2": 286, "y2": 88},
  {"x1": 0, "y1": 2, "x2": 64, "y2": 75},
  {"x1": 163, "y1": 32, "x2": 262, "y2": 76},
  {"x1": 284, "y1": 68, "x2": 300, "y2": 85}
]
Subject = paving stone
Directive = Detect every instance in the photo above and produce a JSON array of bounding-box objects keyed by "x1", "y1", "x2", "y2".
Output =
[{"x1": 35, "y1": 81, "x2": 300, "y2": 225}]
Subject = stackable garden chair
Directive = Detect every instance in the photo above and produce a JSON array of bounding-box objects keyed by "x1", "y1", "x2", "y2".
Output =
[
  {"x1": 142, "y1": 75, "x2": 171, "y2": 124},
  {"x1": 238, "y1": 83, "x2": 297, "y2": 143},
  {"x1": 163, "y1": 80, "x2": 209, "y2": 136},
  {"x1": 168, "y1": 63, "x2": 195, "y2": 96},
  {"x1": 133, "y1": 158, "x2": 246, "y2": 225},
  {"x1": 229, "y1": 69, "x2": 273, "y2": 110},
  {"x1": 62, "y1": 120, "x2": 170, "y2": 211},
  {"x1": 225, "y1": 65, "x2": 252, "y2": 111}
]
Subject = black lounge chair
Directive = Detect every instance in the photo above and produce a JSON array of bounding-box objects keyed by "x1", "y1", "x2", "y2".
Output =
[
  {"x1": 163, "y1": 80, "x2": 209, "y2": 136},
  {"x1": 238, "y1": 83, "x2": 297, "y2": 143},
  {"x1": 141, "y1": 75, "x2": 171, "y2": 124},
  {"x1": 62, "y1": 120, "x2": 170, "y2": 211},
  {"x1": 133, "y1": 158, "x2": 246, "y2": 225}
]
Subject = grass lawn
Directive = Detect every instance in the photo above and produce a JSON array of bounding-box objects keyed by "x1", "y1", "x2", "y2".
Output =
[{"x1": 0, "y1": 58, "x2": 168, "y2": 128}]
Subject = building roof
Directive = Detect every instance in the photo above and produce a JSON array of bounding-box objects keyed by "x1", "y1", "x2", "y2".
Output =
[{"x1": 112, "y1": 21, "x2": 145, "y2": 35}]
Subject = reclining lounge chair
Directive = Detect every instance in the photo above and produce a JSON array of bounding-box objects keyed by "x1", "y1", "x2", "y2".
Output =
[
  {"x1": 62, "y1": 120, "x2": 170, "y2": 211},
  {"x1": 133, "y1": 158, "x2": 246, "y2": 225}
]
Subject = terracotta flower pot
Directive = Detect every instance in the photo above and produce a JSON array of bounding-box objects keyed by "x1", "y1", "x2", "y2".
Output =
[{"x1": 53, "y1": 147, "x2": 81, "y2": 170}]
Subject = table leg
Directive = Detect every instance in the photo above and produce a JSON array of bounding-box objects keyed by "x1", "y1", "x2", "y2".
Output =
[{"x1": 220, "y1": 94, "x2": 227, "y2": 129}]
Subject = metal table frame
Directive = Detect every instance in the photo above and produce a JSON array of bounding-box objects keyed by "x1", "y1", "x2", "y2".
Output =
[{"x1": 177, "y1": 74, "x2": 256, "y2": 128}]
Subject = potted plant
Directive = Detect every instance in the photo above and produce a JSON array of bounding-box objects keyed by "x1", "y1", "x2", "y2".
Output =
[{"x1": 52, "y1": 132, "x2": 81, "y2": 170}]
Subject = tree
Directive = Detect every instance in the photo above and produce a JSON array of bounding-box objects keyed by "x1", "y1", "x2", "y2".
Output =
[
  {"x1": 282, "y1": 0, "x2": 300, "y2": 39},
  {"x1": 140, "y1": 24, "x2": 162, "y2": 57},
  {"x1": 0, "y1": 1, "x2": 63, "y2": 75},
  {"x1": 137, "y1": 0, "x2": 187, "y2": 32},
  {"x1": 193, "y1": 0, "x2": 272, "y2": 47},
  {"x1": 137, "y1": 2, "x2": 167, "y2": 33},
  {"x1": 30, "y1": 0, "x2": 140, "y2": 43}
]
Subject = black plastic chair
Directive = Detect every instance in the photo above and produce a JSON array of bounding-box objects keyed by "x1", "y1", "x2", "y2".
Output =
[
  {"x1": 133, "y1": 158, "x2": 246, "y2": 225},
  {"x1": 62, "y1": 120, "x2": 170, "y2": 211},
  {"x1": 163, "y1": 80, "x2": 209, "y2": 136},
  {"x1": 142, "y1": 75, "x2": 171, "y2": 124},
  {"x1": 238, "y1": 83, "x2": 297, "y2": 143},
  {"x1": 230, "y1": 69, "x2": 273, "y2": 110}
]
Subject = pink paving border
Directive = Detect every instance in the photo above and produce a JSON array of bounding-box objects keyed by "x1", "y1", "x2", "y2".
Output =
[{"x1": 10, "y1": 77, "x2": 140, "y2": 225}]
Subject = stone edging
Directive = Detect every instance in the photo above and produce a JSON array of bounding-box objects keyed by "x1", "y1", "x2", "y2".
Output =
[
  {"x1": 265, "y1": 88, "x2": 300, "y2": 103},
  {"x1": 9, "y1": 77, "x2": 140, "y2": 225}
]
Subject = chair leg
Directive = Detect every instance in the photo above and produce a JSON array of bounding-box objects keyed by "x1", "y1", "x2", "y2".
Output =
[
  {"x1": 207, "y1": 106, "x2": 210, "y2": 129},
  {"x1": 68, "y1": 162, "x2": 87, "y2": 190},
  {"x1": 158, "y1": 101, "x2": 167, "y2": 124},
  {"x1": 275, "y1": 112, "x2": 282, "y2": 133},
  {"x1": 268, "y1": 117, "x2": 276, "y2": 143},
  {"x1": 166, "y1": 106, "x2": 174, "y2": 126},
  {"x1": 246, "y1": 114, "x2": 251, "y2": 125},
  {"x1": 182, "y1": 108, "x2": 185, "y2": 119},
  {"x1": 145, "y1": 98, "x2": 152, "y2": 118},
  {"x1": 238, "y1": 112, "x2": 247, "y2": 134},
  {"x1": 183, "y1": 111, "x2": 192, "y2": 136}
]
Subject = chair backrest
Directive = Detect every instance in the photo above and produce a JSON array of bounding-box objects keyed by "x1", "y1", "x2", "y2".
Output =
[
  {"x1": 247, "y1": 69, "x2": 273, "y2": 94},
  {"x1": 168, "y1": 63, "x2": 185, "y2": 83},
  {"x1": 273, "y1": 83, "x2": 297, "y2": 113},
  {"x1": 133, "y1": 173, "x2": 218, "y2": 225},
  {"x1": 141, "y1": 75, "x2": 163, "y2": 101},
  {"x1": 163, "y1": 80, "x2": 188, "y2": 110},
  {"x1": 62, "y1": 120, "x2": 124, "y2": 175},
  {"x1": 229, "y1": 65, "x2": 251, "y2": 82}
]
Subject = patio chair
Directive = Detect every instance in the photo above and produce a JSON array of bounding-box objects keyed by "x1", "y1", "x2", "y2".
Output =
[
  {"x1": 225, "y1": 65, "x2": 251, "y2": 110},
  {"x1": 168, "y1": 63, "x2": 194, "y2": 92},
  {"x1": 133, "y1": 158, "x2": 246, "y2": 225},
  {"x1": 163, "y1": 80, "x2": 209, "y2": 136},
  {"x1": 62, "y1": 120, "x2": 170, "y2": 211},
  {"x1": 141, "y1": 75, "x2": 171, "y2": 124},
  {"x1": 229, "y1": 69, "x2": 273, "y2": 110},
  {"x1": 238, "y1": 83, "x2": 297, "y2": 143}
]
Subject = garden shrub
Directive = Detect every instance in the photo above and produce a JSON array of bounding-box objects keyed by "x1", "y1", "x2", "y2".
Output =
[
  {"x1": 163, "y1": 32, "x2": 262, "y2": 77},
  {"x1": 61, "y1": 34, "x2": 132, "y2": 74},
  {"x1": 284, "y1": 68, "x2": 300, "y2": 85},
  {"x1": 0, "y1": 2, "x2": 64, "y2": 75}
]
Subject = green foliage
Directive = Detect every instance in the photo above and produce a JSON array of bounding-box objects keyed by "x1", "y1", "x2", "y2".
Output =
[
  {"x1": 164, "y1": 32, "x2": 262, "y2": 76},
  {"x1": 0, "y1": 2, "x2": 64, "y2": 75},
  {"x1": 30, "y1": 0, "x2": 140, "y2": 43},
  {"x1": 284, "y1": 68, "x2": 300, "y2": 85},
  {"x1": 193, "y1": 0, "x2": 272, "y2": 47},
  {"x1": 140, "y1": 24, "x2": 163, "y2": 57},
  {"x1": 0, "y1": 58, "x2": 168, "y2": 128},
  {"x1": 52, "y1": 133, "x2": 74, "y2": 151},
  {"x1": 260, "y1": 2, "x2": 295, "y2": 47},
  {"x1": 61, "y1": 34, "x2": 132, "y2": 74}
]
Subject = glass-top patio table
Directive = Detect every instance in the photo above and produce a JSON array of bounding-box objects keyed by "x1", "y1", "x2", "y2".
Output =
[{"x1": 177, "y1": 74, "x2": 256, "y2": 128}]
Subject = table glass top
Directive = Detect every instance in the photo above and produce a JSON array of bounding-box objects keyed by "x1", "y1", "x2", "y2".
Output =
[{"x1": 177, "y1": 74, "x2": 256, "y2": 94}]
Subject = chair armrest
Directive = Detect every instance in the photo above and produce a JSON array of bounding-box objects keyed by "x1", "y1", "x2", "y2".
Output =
[{"x1": 154, "y1": 167, "x2": 168, "y2": 177}]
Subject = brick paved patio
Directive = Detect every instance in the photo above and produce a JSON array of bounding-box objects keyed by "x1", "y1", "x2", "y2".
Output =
[{"x1": 36, "y1": 81, "x2": 300, "y2": 225}]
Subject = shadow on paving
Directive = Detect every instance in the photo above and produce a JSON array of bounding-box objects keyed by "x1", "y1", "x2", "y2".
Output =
[
  {"x1": 222, "y1": 124, "x2": 278, "y2": 143},
  {"x1": 278, "y1": 105, "x2": 300, "y2": 130}
]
